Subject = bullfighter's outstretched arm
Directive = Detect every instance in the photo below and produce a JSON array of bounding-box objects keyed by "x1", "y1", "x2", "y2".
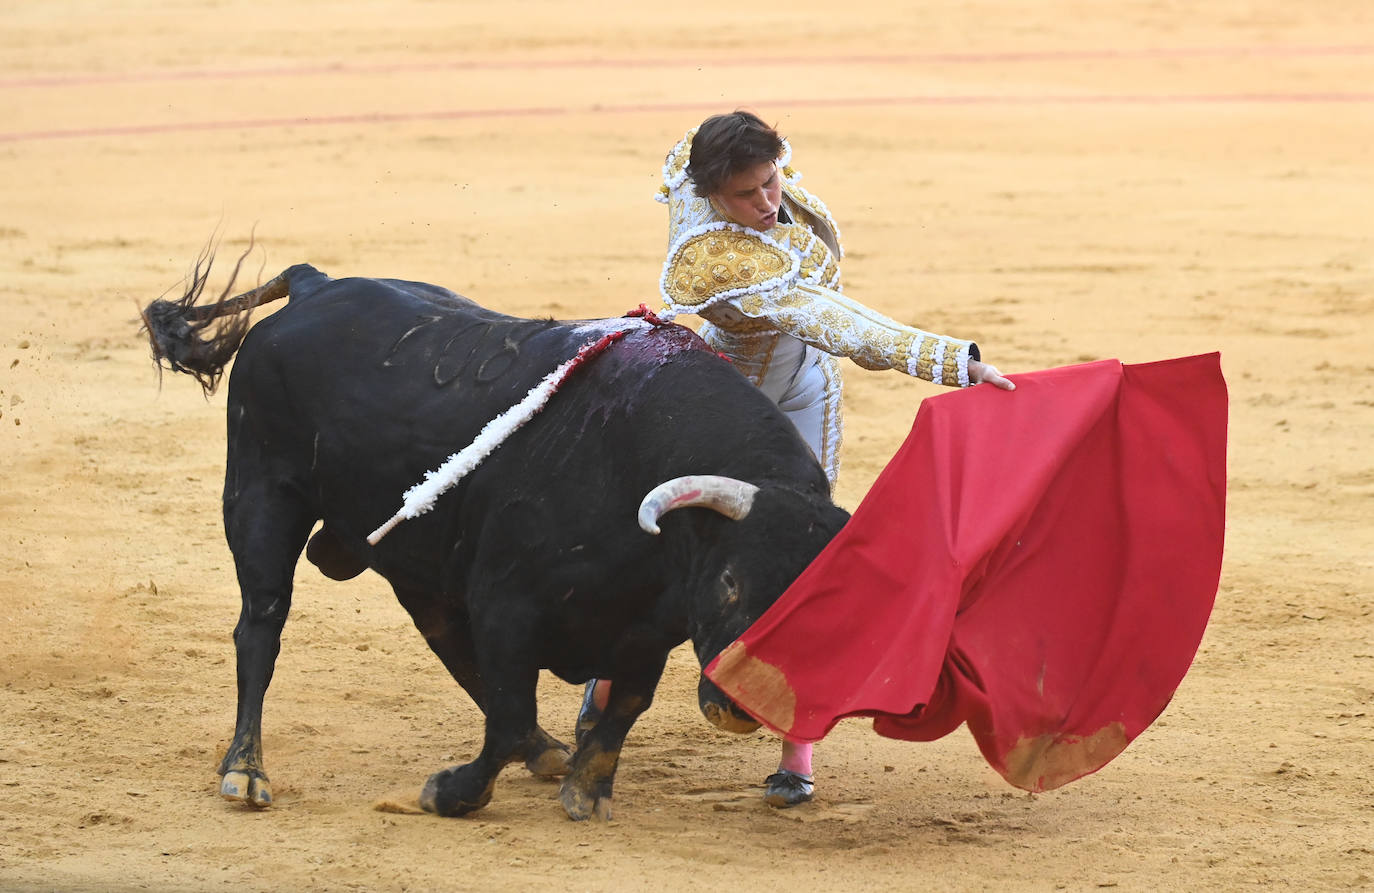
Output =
[{"x1": 727, "y1": 280, "x2": 981, "y2": 388}]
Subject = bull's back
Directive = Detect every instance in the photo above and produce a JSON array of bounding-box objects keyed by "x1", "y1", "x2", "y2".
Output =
[
  {"x1": 225, "y1": 273, "x2": 564, "y2": 519},
  {"x1": 223, "y1": 273, "x2": 701, "y2": 541},
  {"x1": 231, "y1": 271, "x2": 560, "y2": 437}
]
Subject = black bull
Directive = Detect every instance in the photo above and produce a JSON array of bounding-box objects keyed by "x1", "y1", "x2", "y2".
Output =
[{"x1": 142, "y1": 260, "x2": 850, "y2": 820}]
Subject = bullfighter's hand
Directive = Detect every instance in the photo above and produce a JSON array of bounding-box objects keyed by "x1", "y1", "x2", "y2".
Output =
[{"x1": 969, "y1": 359, "x2": 1016, "y2": 390}]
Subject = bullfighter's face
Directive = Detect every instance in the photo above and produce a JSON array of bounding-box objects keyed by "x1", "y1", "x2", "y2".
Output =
[{"x1": 711, "y1": 159, "x2": 782, "y2": 231}]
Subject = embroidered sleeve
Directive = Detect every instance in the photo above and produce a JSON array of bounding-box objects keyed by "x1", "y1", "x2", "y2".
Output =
[
  {"x1": 744, "y1": 281, "x2": 981, "y2": 388},
  {"x1": 657, "y1": 214, "x2": 979, "y2": 387}
]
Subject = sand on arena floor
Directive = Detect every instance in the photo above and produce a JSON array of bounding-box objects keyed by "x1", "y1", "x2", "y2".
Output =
[{"x1": 2, "y1": 2, "x2": 1371, "y2": 890}]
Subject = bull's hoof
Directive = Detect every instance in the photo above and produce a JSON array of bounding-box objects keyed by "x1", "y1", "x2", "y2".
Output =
[
  {"x1": 558, "y1": 775, "x2": 612, "y2": 822},
  {"x1": 220, "y1": 770, "x2": 272, "y2": 808},
  {"x1": 418, "y1": 764, "x2": 494, "y2": 817},
  {"x1": 524, "y1": 742, "x2": 572, "y2": 779},
  {"x1": 558, "y1": 748, "x2": 619, "y2": 821}
]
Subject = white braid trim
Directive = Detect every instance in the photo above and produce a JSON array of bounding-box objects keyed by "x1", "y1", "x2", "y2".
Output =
[
  {"x1": 956, "y1": 345, "x2": 972, "y2": 388},
  {"x1": 660, "y1": 128, "x2": 697, "y2": 197},
  {"x1": 818, "y1": 353, "x2": 843, "y2": 487},
  {"x1": 931, "y1": 340, "x2": 947, "y2": 386},
  {"x1": 906, "y1": 333, "x2": 927, "y2": 379}
]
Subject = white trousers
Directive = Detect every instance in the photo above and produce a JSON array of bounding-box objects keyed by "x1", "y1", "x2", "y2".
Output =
[{"x1": 757, "y1": 338, "x2": 843, "y2": 487}]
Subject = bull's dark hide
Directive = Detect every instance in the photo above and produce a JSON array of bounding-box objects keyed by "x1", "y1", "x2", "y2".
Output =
[{"x1": 144, "y1": 261, "x2": 849, "y2": 821}]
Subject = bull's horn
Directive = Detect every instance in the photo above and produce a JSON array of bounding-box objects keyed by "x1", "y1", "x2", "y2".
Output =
[{"x1": 638, "y1": 475, "x2": 760, "y2": 535}]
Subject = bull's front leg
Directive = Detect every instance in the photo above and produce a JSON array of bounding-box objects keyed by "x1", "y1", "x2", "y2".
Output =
[
  {"x1": 559, "y1": 656, "x2": 666, "y2": 821},
  {"x1": 393, "y1": 585, "x2": 572, "y2": 781},
  {"x1": 418, "y1": 659, "x2": 540, "y2": 817}
]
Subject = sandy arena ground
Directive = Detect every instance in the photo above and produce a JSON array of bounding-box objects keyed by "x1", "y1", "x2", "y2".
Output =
[{"x1": 1, "y1": 2, "x2": 1371, "y2": 890}]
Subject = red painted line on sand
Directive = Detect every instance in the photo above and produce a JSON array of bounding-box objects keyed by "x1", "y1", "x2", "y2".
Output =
[
  {"x1": 0, "y1": 106, "x2": 567, "y2": 143},
  {"x1": 1, "y1": 44, "x2": 1371, "y2": 89},
  {"x1": 3, "y1": 92, "x2": 1371, "y2": 144}
]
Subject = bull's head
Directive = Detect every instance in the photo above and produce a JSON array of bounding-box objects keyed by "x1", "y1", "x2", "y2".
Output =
[{"x1": 638, "y1": 475, "x2": 848, "y2": 734}]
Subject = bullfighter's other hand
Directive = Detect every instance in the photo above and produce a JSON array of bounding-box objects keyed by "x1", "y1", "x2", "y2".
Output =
[{"x1": 969, "y1": 359, "x2": 1015, "y2": 390}]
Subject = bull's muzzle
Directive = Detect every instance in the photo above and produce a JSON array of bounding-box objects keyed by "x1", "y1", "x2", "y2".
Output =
[{"x1": 698, "y1": 676, "x2": 762, "y2": 734}]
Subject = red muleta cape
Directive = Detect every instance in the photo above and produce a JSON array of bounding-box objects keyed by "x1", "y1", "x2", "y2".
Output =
[{"x1": 705, "y1": 353, "x2": 1227, "y2": 792}]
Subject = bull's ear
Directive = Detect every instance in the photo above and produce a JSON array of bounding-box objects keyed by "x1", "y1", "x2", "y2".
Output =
[{"x1": 637, "y1": 476, "x2": 760, "y2": 535}]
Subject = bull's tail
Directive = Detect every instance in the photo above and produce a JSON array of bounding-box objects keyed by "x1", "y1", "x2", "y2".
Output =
[{"x1": 140, "y1": 240, "x2": 291, "y2": 395}]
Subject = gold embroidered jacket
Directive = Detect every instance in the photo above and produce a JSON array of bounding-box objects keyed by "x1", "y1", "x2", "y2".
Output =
[{"x1": 656, "y1": 128, "x2": 979, "y2": 389}]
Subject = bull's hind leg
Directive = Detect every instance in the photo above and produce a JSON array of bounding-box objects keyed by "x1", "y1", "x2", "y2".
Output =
[
  {"x1": 518, "y1": 727, "x2": 574, "y2": 778},
  {"x1": 217, "y1": 477, "x2": 315, "y2": 808},
  {"x1": 392, "y1": 585, "x2": 572, "y2": 779}
]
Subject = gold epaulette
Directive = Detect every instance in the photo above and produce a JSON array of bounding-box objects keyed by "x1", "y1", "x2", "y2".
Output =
[{"x1": 661, "y1": 227, "x2": 796, "y2": 309}]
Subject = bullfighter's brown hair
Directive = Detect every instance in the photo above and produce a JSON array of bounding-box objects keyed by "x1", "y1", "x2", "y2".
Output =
[{"x1": 686, "y1": 110, "x2": 785, "y2": 199}]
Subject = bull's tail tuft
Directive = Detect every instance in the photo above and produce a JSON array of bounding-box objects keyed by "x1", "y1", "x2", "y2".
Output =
[{"x1": 140, "y1": 238, "x2": 290, "y2": 396}]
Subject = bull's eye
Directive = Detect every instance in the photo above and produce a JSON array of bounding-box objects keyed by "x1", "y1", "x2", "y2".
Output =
[{"x1": 719, "y1": 568, "x2": 739, "y2": 606}]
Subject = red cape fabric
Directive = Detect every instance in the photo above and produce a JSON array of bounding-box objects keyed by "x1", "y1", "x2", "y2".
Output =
[{"x1": 705, "y1": 354, "x2": 1227, "y2": 792}]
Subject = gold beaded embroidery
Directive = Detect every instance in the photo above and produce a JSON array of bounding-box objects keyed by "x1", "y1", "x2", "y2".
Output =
[
  {"x1": 914, "y1": 336, "x2": 939, "y2": 382},
  {"x1": 940, "y1": 347, "x2": 960, "y2": 387},
  {"x1": 663, "y1": 230, "x2": 794, "y2": 307}
]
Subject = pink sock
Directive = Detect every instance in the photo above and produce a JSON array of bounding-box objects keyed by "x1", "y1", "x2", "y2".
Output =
[{"x1": 779, "y1": 738, "x2": 813, "y2": 777}]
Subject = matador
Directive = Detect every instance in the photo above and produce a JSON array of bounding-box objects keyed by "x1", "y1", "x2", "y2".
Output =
[{"x1": 656, "y1": 125, "x2": 987, "y2": 484}]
